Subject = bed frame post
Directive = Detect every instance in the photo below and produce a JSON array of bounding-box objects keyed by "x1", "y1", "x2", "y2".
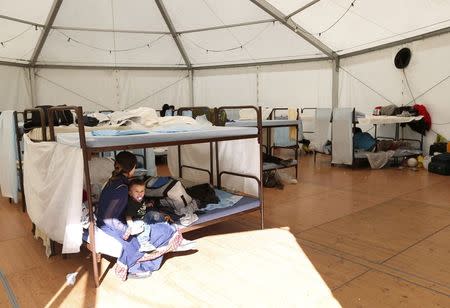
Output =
[
  {"x1": 178, "y1": 145, "x2": 182, "y2": 178},
  {"x1": 257, "y1": 106, "x2": 264, "y2": 230},
  {"x1": 77, "y1": 107, "x2": 101, "y2": 288},
  {"x1": 209, "y1": 142, "x2": 214, "y2": 185},
  {"x1": 215, "y1": 141, "x2": 220, "y2": 188}
]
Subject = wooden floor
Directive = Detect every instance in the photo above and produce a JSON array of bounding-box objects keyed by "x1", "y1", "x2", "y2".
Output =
[{"x1": 1, "y1": 155, "x2": 449, "y2": 307}]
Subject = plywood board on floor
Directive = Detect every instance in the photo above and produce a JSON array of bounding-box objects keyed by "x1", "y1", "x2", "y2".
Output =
[
  {"x1": 333, "y1": 270, "x2": 450, "y2": 308},
  {"x1": 384, "y1": 226, "x2": 450, "y2": 288},
  {"x1": 400, "y1": 180, "x2": 450, "y2": 210},
  {"x1": 298, "y1": 199, "x2": 450, "y2": 263},
  {"x1": 302, "y1": 246, "x2": 369, "y2": 290}
]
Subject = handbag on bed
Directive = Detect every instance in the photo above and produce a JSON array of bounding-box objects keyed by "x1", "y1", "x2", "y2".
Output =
[{"x1": 145, "y1": 177, "x2": 195, "y2": 215}]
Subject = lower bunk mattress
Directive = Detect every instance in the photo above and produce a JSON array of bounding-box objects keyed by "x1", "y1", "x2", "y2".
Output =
[{"x1": 82, "y1": 193, "x2": 260, "y2": 258}]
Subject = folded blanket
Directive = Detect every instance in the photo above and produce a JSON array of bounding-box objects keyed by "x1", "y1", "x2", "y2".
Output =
[{"x1": 91, "y1": 130, "x2": 149, "y2": 136}]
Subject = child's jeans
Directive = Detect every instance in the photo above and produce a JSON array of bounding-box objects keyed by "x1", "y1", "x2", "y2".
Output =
[{"x1": 143, "y1": 210, "x2": 167, "y2": 224}]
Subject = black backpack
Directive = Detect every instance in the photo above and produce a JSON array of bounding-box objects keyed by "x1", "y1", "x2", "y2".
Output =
[
  {"x1": 24, "y1": 105, "x2": 74, "y2": 132},
  {"x1": 428, "y1": 153, "x2": 450, "y2": 176}
]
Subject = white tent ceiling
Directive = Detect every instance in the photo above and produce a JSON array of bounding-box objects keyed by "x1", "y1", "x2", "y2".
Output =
[{"x1": 0, "y1": 0, "x2": 449, "y2": 68}]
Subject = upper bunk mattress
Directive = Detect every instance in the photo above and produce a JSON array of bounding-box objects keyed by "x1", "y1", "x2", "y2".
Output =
[{"x1": 56, "y1": 126, "x2": 258, "y2": 148}]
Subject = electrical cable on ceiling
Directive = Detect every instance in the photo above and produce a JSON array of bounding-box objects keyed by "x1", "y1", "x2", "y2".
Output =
[
  {"x1": 182, "y1": 22, "x2": 271, "y2": 53},
  {"x1": 56, "y1": 30, "x2": 167, "y2": 53},
  {"x1": 315, "y1": 0, "x2": 357, "y2": 37},
  {"x1": 1, "y1": 25, "x2": 37, "y2": 46}
]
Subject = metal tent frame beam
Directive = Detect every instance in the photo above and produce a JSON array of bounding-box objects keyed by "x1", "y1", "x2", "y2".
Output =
[
  {"x1": 340, "y1": 25, "x2": 450, "y2": 59},
  {"x1": 179, "y1": 19, "x2": 275, "y2": 34},
  {"x1": 30, "y1": 0, "x2": 63, "y2": 66},
  {"x1": 0, "y1": 14, "x2": 44, "y2": 27},
  {"x1": 250, "y1": 0, "x2": 337, "y2": 60},
  {"x1": 52, "y1": 25, "x2": 169, "y2": 35},
  {"x1": 155, "y1": 0, "x2": 191, "y2": 69},
  {"x1": 286, "y1": 0, "x2": 321, "y2": 19},
  {"x1": 194, "y1": 57, "x2": 329, "y2": 70}
]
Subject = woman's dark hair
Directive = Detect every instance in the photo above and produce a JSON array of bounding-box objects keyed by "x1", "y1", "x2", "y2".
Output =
[{"x1": 111, "y1": 151, "x2": 137, "y2": 180}]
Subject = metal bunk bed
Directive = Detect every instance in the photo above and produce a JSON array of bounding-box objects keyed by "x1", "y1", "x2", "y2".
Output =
[
  {"x1": 43, "y1": 105, "x2": 264, "y2": 287},
  {"x1": 222, "y1": 106, "x2": 299, "y2": 179}
]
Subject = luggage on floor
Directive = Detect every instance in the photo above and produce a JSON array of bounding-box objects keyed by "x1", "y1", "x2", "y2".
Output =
[{"x1": 428, "y1": 153, "x2": 450, "y2": 176}]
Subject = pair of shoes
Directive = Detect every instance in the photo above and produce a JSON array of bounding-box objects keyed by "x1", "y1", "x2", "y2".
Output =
[
  {"x1": 128, "y1": 271, "x2": 152, "y2": 279},
  {"x1": 174, "y1": 239, "x2": 197, "y2": 252},
  {"x1": 139, "y1": 243, "x2": 156, "y2": 252}
]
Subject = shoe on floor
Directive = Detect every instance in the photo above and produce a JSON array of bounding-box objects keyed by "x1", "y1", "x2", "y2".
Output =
[{"x1": 174, "y1": 239, "x2": 197, "y2": 252}]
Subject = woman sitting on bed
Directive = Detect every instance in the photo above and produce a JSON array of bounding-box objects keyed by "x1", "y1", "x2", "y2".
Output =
[{"x1": 96, "y1": 151, "x2": 195, "y2": 280}]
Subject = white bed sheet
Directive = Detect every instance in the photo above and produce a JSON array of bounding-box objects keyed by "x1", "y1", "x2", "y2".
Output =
[
  {"x1": 358, "y1": 115, "x2": 423, "y2": 125},
  {"x1": 23, "y1": 135, "x2": 84, "y2": 254}
]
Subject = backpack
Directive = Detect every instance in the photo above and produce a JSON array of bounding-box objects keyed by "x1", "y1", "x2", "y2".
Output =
[
  {"x1": 24, "y1": 105, "x2": 74, "y2": 132},
  {"x1": 186, "y1": 183, "x2": 219, "y2": 209},
  {"x1": 145, "y1": 177, "x2": 193, "y2": 215}
]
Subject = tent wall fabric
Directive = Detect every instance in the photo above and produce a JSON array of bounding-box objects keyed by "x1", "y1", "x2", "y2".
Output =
[
  {"x1": 34, "y1": 68, "x2": 190, "y2": 111},
  {"x1": 0, "y1": 0, "x2": 449, "y2": 150},
  {"x1": 339, "y1": 32, "x2": 450, "y2": 149},
  {"x1": 0, "y1": 66, "x2": 32, "y2": 111}
]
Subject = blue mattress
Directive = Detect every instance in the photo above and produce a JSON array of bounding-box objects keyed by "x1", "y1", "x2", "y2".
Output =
[
  {"x1": 56, "y1": 126, "x2": 258, "y2": 148},
  {"x1": 226, "y1": 120, "x2": 299, "y2": 127},
  {"x1": 178, "y1": 195, "x2": 260, "y2": 229},
  {"x1": 263, "y1": 160, "x2": 297, "y2": 171}
]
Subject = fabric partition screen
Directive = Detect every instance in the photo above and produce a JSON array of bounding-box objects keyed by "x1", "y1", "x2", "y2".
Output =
[
  {"x1": 0, "y1": 111, "x2": 19, "y2": 202},
  {"x1": 331, "y1": 108, "x2": 354, "y2": 166}
]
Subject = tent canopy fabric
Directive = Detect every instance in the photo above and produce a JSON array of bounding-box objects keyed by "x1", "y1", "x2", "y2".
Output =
[{"x1": 1, "y1": 0, "x2": 449, "y2": 68}]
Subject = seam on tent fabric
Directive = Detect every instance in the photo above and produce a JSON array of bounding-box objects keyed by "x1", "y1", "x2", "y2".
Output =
[{"x1": 125, "y1": 74, "x2": 190, "y2": 109}]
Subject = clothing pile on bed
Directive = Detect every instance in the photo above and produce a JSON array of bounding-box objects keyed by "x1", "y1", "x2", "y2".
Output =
[
  {"x1": 143, "y1": 177, "x2": 242, "y2": 226},
  {"x1": 86, "y1": 107, "x2": 213, "y2": 134}
]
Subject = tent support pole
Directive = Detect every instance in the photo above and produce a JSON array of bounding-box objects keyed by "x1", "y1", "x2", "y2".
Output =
[
  {"x1": 30, "y1": 0, "x2": 63, "y2": 66},
  {"x1": 189, "y1": 69, "x2": 194, "y2": 106},
  {"x1": 332, "y1": 58, "x2": 340, "y2": 108}
]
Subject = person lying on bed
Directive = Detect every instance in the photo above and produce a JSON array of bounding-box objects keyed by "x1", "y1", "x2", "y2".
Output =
[
  {"x1": 96, "y1": 151, "x2": 195, "y2": 280},
  {"x1": 126, "y1": 178, "x2": 172, "y2": 253}
]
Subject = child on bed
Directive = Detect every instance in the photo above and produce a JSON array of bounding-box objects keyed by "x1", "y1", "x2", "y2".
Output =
[{"x1": 125, "y1": 178, "x2": 161, "y2": 252}]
